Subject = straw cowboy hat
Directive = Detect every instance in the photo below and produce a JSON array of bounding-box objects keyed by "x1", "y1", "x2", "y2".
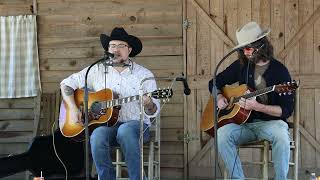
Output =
[
  {"x1": 100, "y1": 27, "x2": 143, "y2": 57},
  {"x1": 233, "y1": 21, "x2": 270, "y2": 50}
]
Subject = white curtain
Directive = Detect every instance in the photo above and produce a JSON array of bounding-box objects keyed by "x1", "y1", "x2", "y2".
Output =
[{"x1": 0, "y1": 15, "x2": 40, "y2": 98}]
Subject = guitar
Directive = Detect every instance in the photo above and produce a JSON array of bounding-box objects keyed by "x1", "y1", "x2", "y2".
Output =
[
  {"x1": 200, "y1": 81, "x2": 298, "y2": 137},
  {"x1": 59, "y1": 88, "x2": 173, "y2": 141}
]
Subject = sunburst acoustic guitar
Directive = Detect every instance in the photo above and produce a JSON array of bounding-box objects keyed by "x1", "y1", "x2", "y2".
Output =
[
  {"x1": 59, "y1": 88, "x2": 173, "y2": 141},
  {"x1": 200, "y1": 81, "x2": 298, "y2": 137}
]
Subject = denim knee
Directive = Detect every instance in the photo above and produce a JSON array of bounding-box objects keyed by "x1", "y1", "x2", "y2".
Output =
[
  {"x1": 90, "y1": 127, "x2": 111, "y2": 148},
  {"x1": 117, "y1": 125, "x2": 137, "y2": 143},
  {"x1": 273, "y1": 132, "x2": 290, "y2": 147},
  {"x1": 217, "y1": 126, "x2": 234, "y2": 148}
]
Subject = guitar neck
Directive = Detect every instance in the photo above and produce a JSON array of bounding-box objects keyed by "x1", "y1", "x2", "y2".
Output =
[
  {"x1": 234, "y1": 85, "x2": 275, "y2": 102},
  {"x1": 101, "y1": 95, "x2": 141, "y2": 108}
]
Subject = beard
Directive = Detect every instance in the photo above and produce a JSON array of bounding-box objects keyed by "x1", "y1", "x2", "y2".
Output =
[
  {"x1": 246, "y1": 48, "x2": 268, "y2": 64},
  {"x1": 247, "y1": 54, "x2": 259, "y2": 64},
  {"x1": 112, "y1": 54, "x2": 128, "y2": 64}
]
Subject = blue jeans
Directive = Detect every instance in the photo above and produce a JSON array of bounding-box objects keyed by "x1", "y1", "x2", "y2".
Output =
[
  {"x1": 217, "y1": 119, "x2": 290, "y2": 180},
  {"x1": 90, "y1": 120, "x2": 150, "y2": 180}
]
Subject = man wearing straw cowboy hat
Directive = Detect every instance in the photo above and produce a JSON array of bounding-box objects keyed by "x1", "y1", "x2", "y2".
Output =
[
  {"x1": 60, "y1": 27, "x2": 160, "y2": 180},
  {"x1": 209, "y1": 22, "x2": 294, "y2": 179}
]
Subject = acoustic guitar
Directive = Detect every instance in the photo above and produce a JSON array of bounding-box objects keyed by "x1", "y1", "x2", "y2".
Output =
[
  {"x1": 59, "y1": 88, "x2": 172, "y2": 141},
  {"x1": 200, "y1": 81, "x2": 298, "y2": 137}
]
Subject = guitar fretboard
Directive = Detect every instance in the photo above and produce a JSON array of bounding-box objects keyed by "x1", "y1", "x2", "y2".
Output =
[
  {"x1": 100, "y1": 95, "x2": 141, "y2": 109},
  {"x1": 234, "y1": 86, "x2": 275, "y2": 102}
]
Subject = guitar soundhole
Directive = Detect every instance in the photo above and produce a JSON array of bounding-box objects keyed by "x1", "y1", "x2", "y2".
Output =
[
  {"x1": 218, "y1": 108, "x2": 234, "y2": 118},
  {"x1": 85, "y1": 102, "x2": 105, "y2": 122},
  {"x1": 90, "y1": 102, "x2": 102, "y2": 114}
]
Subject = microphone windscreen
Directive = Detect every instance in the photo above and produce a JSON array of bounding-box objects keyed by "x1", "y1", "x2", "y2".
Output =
[{"x1": 106, "y1": 52, "x2": 114, "y2": 58}]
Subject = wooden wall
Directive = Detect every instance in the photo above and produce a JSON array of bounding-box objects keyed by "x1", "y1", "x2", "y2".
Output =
[
  {"x1": 2, "y1": 0, "x2": 320, "y2": 180},
  {"x1": 185, "y1": 0, "x2": 320, "y2": 179},
  {"x1": 0, "y1": 1, "x2": 39, "y2": 179},
  {"x1": 0, "y1": 0, "x2": 184, "y2": 180}
]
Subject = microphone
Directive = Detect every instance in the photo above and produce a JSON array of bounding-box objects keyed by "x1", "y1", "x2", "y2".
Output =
[
  {"x1": 176, "y1": 77, "x2": 191, "y2": 95},
  {"x1": 104, "y1": 51, "x2": 114, "y2": 58},
  {"x1": 252, "y1": 44, "x2": 265, "y2": 56}
]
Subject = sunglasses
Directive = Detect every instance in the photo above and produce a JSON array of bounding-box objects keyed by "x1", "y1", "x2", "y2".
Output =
[{"x1": 242, "y1": 42, "x2": 265, "y2": 51}]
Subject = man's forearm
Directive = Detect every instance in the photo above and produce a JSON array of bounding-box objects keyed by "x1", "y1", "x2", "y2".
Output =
[{"x1": 256, "y1": 103, "x2": 282, "y2": 117}]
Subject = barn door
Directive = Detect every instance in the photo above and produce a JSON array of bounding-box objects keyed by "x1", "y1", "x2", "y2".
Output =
[
  {"x1": 184, "y1": 0, "x2": 237, "y2": 178},
  {"x1": 184, "y1": 0, "x2": 320, "y2": 179}
]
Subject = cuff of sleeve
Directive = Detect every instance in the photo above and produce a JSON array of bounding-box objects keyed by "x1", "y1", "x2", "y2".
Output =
[
  {"x1": 144, "y1": 100, "x2": 160, "y2": 118},
  {"x1": 60, "y1": 80, "x2": 77, "y2": 90},
  {"x1": 280, "y1": 106, "x2": 290, "y2": 119}
]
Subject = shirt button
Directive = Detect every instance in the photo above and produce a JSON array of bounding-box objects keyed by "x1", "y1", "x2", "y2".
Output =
[{"x1": 249, "y1": 74, "x2": 253, "y2": 78}]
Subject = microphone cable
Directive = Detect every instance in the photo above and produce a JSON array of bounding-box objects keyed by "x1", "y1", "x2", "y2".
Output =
[
  {"x1": 51, "y1": 111, "x2": 68, "y2": 180},
  {"x1": 230, "y1": 59, "x2": 251, "y2": 179}
]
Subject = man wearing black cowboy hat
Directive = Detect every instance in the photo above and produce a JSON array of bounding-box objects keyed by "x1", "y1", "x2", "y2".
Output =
[
  {"x1": 208, "y1": 22, "x2": 294, "y2": 180},
  {"x1": 60, "y1": 27, "x2": 160, "y2": 180}
]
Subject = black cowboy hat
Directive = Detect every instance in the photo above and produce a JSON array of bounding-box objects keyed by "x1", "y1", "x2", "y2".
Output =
[{"x1": 100, "y1": 27, "x2": 142, "y2": 57}]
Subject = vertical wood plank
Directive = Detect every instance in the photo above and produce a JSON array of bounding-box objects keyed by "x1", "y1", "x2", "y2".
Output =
[
  {"x1": 252, "y1": 0, "x2": 261, "y2": 23},
  {"x1": 300, "y1": 89, "x2": 316, "y2": 168},
  {"x1": 182, "y1": 0, "x2": 188, "y2": 178},
  {"x1": 299, "y1": 0, "x2": 314, "y2": 74},
  {"x1": 209, "y1": 0, "x2": 224, "y2": 173},
  {"x1": 315, "y1": 89, "x2": 320, "y2": 167},
  {"x1": 196, "y1": 90, "x2": 211, "y2": 165},
  {"x1": 314, "y1": 1, "x2": 320, "y2": 74},
  {"x1": 313, "y1": 0, "x2": 320, "y2": 168},
  {"x1": 258, "y1": 0, "x2": 271, "y2": 28},
  {"x1": 237, "y1": 0, "x2": 251, "y2": 27},
  {"x1": 187, "y1": 0, "x2": 198, "y2": 76},
  {"x1": 210, "y1": 0, "x2": 224, "y2": 74},
  {"x1": 186, "y1": 91, "x2": 199, "y2": 166},
  {"x1": 223, "y1": 0, "x2": 238, "y2": 69},
  {"x1": 197, "y1": 7, "x2": 211, "y2": 76},
  {"x1": 284, "y1": 0, "x2": 299, "y2": 74},
  {"x1": 271, "y1": 0, "x2": 285, "y2": 59}
]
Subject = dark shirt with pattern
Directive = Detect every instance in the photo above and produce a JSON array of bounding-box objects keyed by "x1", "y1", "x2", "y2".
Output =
[{"x1": 208, "y1": 58, "x2": 294, "y2": 122}]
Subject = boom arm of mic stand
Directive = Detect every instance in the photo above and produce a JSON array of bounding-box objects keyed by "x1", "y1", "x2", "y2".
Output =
[
  {"x1": 83, "y1": 56, "x2": 111, "y2": 180},
  {"x1": 212, "y1": 48, "x2": 238, "y2": 178}
]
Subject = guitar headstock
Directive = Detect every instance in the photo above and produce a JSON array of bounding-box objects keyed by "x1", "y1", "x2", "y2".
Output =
[
  {"x1": 150, "y1": 88, "x2": 173, "y2": 99},
  {"x1": 274, "y1": 80, "x2": 299, "y2": 96}
]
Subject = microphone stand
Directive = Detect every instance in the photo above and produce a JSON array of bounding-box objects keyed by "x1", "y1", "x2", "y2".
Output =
[
  {"x1": 211, "y1": 48, "x2": 239, "y2": 179},
  {"x1": 138, "y1": 75, "x2": 188, "y2": 180},
  {"x1": 83, "y1": 52, "x2": 124, "y2": 180}
]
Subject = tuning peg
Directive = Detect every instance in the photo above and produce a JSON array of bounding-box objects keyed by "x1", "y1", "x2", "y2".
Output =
[{"x1": 279, "y1": 93, "x2": 282, "y2": 96}]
